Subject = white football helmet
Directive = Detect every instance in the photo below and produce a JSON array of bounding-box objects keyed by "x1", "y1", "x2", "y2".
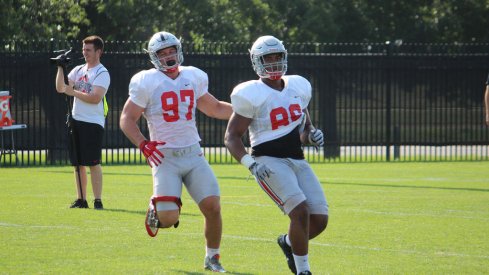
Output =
[
  {"x1": 249, "y1": 35, "x2": 287, "y2": 80},
  {"x1": 147, "y1": 31, "x2": 184, "y2": 72}
]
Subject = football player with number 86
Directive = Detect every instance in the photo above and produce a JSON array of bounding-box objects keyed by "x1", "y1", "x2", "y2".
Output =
[
  {"x1": 224, "y1": 36, "x2": 329, "y2": 275},
  {"x1": 120, "y1": 31, "x2": 231, "y2": 273}
]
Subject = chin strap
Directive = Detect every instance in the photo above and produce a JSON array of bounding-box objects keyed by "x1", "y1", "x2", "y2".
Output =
[{"x1": 163, "y1": 66, "x2": 179, "y2": 73}]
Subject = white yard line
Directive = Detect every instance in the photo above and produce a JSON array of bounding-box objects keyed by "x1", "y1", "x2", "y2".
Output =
[
  {"x1": 2, "y1": 221, "x2": 487, "y2": 260},
  {"x1": 0, "y1": 222, "x2": 73, "y2": 229},
  {"x1": 345, "y1": 209, "x2": 489, "y2": 220}
]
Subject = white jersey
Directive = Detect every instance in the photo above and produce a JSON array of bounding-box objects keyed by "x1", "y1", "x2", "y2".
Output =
[
  {"x1": 231, "y1": 75, "x2": 312, "y2": 147},
  {"x1": 68, "y1": 63, "x2": 110, "y2": 127},
  {"x1": 129, "y1": 66, "x2": 208, "y2": 148}
]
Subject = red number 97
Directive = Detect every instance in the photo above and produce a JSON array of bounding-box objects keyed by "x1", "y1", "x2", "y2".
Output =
[{"x1": 160, "y1": 90, "x2": 194, "y2": 122}]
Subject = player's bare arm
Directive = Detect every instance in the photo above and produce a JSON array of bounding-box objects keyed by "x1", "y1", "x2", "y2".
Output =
[
  {"x1": 300, "y1": 109, "x2": 314, "y2": 144},
  {"x1": 120, "y1": 99, "x2": 147, "y2": 147},
  {"x1": 300, "y1": 108, "x2": 325, "y2": 148},
  {"x1": 197, "y1": 92, "x2": 232, "y2": 120},
  {"x1": 485, "y1": 85, "x2": 489, "y2": 126},
  {"x1": 224, "y1": 112, "x2": 252, "y2": 161}
]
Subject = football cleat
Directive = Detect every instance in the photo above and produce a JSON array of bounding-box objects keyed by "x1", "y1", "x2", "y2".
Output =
[
  {"x1": 298, "y1": 271, "x2": 312, "y2": 275},
  {"x1": 145, "y1": 205, "x2": 160, "y2": 237},
  {"x1": 277, "y1": 234, "x2": 296, "y2": 274},
  {"x1": 204, "y1": 254, "x2": 226, "y2": 273}
]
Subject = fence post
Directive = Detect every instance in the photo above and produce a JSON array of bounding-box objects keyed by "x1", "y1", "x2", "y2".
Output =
[
  {"x1": 323, "y1": 66, "x2": 340, "y2": 159},
  {"x1": 394, "y1": 125, "x2": 400, "y2": 160},
  {"x1": 385, "y1": 41, "x2": 393, "y2": 161}
]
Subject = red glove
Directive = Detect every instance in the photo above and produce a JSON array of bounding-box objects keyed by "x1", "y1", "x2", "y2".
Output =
[{"x1": 139, "y1": 140, "x2": 166, "y2": 167}]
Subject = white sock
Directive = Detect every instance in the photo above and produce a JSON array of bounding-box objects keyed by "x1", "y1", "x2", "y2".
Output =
[
  {"x1": 285, "y1": 234, "x2": 292, "y2": 247},
  {"x1": 293, "y1": 254, "x2": 310, "y2": 274},
  {"x1": 206, "y1": 247, "x2": 220, "y2": 258}
]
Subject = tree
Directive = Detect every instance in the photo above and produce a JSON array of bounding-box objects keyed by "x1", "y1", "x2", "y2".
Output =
[
  {"x1": 2, "y1": 0, "x2": 489, "y2": 43},
  {"x1": 1, "y1": 0, "x2": 87, "y2": 41}
]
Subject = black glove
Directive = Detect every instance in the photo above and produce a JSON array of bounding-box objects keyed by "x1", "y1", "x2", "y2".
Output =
[{"x1": 50, "y1": 49, "x2": 72, "y2": 67}]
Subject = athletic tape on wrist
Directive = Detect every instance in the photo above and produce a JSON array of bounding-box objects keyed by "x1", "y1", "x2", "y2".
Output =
[{"x1": 240, "y1": 154, "x2": 255, "y2": 169}]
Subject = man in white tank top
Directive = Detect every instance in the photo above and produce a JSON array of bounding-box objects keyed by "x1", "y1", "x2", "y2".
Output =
[
  {"x1": 120, "y1": 31, "x2": 232, "y2": 273},
  {"x1": 225, "y1": 35, "x2": 328, "y2": 275}
]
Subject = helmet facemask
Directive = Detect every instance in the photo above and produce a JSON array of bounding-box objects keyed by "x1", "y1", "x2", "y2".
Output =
[
  {"x1": 147, "y1": 32, "x2": 184, "y2": 72},
  {"x1": 152, "y1": 47, "x2": 180, "y2": 73},
  {"x1": 258, "y1": 53, "x2": 287, "y2": 80},
  {"x1": 250, "y1": 36, "x2": 288, "y2": 80}
]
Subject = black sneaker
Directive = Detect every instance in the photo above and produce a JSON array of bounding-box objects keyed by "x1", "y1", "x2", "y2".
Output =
[
  {"x1": 94, "y1": 199, "x2": 103, "y2": 210},
  {"x1": 298, "y1": 271, "x2": 312, "y2": 275},
  {"x1": 277, "y1": 234, "x2": 296, "y2": 274},
  {"x1": 70, "y1": 199, "x2": 89, "y2": 208}
]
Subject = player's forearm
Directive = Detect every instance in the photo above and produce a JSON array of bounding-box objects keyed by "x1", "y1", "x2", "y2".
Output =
[
  {"x1": 485, "y1": 86, "x2": 489, "y2": 125},
  {"x1": 300, "y1": 130, "x2": 311, "y2": 145},
  {"x1": 224, "y1": 134, "x2": 248, "y2": 162},
  {"x1": 300, "y1": 116, "x2": 314, "y2": 144},
  {"x1": 215, "y1": 101, "x2": 233, "y2": 120},
  {"x1": 485, "y1": 87, "x2": 489, "y2": 115},
  {"x1": 205, "y1": 101, "x2": 232, "y2": 120},
  {"x1": 120, "y1": 117, "x2": 146, "y2": 147}
]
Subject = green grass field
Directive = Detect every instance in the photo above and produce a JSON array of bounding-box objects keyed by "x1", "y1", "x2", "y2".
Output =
[{"x1": 1, "y1": 162, "x2": 488, "y2": 274}]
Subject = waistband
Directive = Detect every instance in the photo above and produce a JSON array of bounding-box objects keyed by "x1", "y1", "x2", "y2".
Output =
[{"x1": 159, "y1": 143, "x2": 201, "y2": 157}]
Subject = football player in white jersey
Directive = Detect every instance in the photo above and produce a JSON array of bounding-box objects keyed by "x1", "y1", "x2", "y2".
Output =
[
  {"x1": 120, "y1": 31, "x2": 232, "y2": 273},
  {"x1": 224, "y1": 36, "x2": 328, "y2": 275}
]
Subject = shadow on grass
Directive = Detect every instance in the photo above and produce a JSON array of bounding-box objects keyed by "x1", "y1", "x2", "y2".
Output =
[
  {"x1": 102, "y1": 208, "x2": 200, "y2": 217},
  {"x1": 170, "y1": 270, "x2": 253, "y2": 275},
  {"x1": 217, "y1": 176, "x2": 250, "y2": 181},
  {"x1": 325, "y1": 181, "x2": 489, "y2": 192},
  {"x1": 42, "y1": 170, "x2": 151, "y2": 177},
  {"x1": 43, "y1": 170, "x2": 247, "y2": 181}
]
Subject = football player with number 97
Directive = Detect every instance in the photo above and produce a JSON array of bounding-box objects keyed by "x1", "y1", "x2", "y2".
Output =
[
  {"x1": 120, "y1": 31, "x2": 232, "y2": 273},
  {"x1": 225, "y1": 36, "x2": 329, "y2": 275}
]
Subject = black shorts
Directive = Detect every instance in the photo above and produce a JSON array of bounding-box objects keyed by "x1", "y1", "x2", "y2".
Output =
[{"x1": 68, "y1": 118, "x2": 104, "y2": 166}]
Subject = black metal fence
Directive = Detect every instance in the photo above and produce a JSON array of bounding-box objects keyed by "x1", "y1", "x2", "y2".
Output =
[{"x1": 1, "y1": 40, "x2": 488, "y2": 166}]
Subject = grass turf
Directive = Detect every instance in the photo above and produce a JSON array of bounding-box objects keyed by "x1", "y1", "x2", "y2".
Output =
[{"x1": 1, "y1": 162, "x2": 488, "y2": 274}]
